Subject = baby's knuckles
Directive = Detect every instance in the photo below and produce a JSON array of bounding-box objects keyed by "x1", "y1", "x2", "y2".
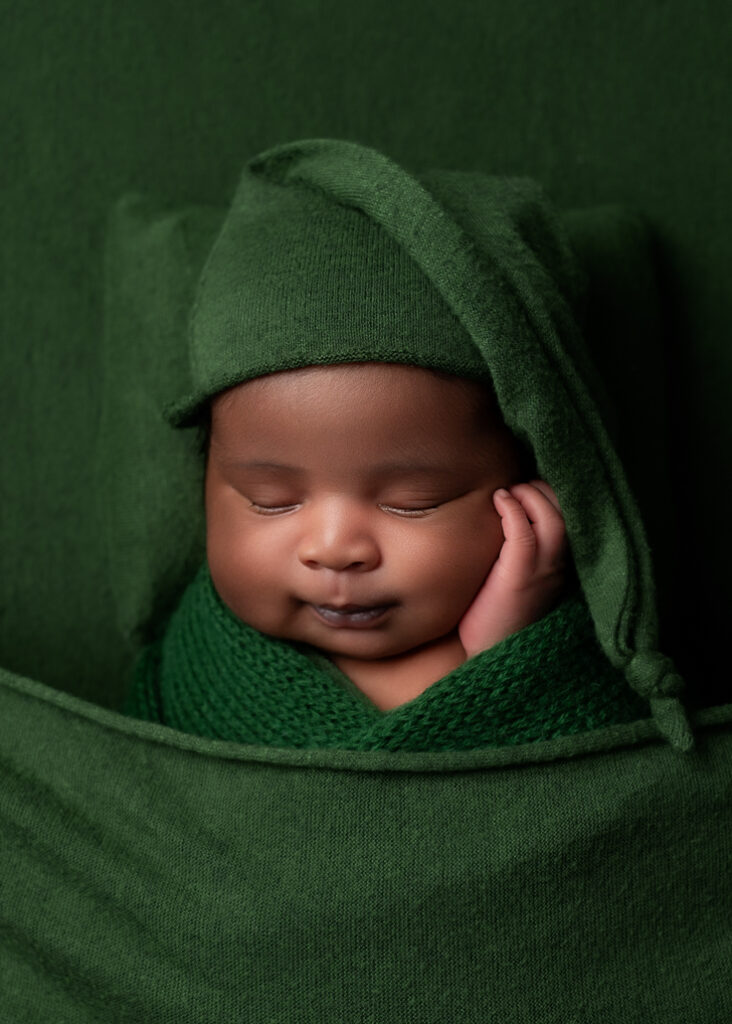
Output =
[{"x1": 458, "y1": 479, "x2": 569, "y2": 657}]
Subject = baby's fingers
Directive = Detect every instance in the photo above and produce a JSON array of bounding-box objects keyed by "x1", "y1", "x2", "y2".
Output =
[
  {"x1": 507, "y1": 481, "x2": 568, "y2": 574},
  {"x1": 524, "y1": 479, "x2": 561, "y2": 513},
  {"x1": 491, "y1": 487, "x2": 542, "y2": 587}
]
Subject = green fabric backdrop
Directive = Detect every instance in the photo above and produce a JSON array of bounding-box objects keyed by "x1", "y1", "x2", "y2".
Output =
[{"x1": 1, "y1": 1, "x2": 730, "y2": 712}]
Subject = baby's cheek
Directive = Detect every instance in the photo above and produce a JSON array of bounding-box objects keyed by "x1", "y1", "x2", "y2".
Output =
[
  {"x1": 449, "y1": 505, "x2": 504, "y2": 589},
  {"x1": 409, "y1": 508, "x2": 498, "y2": 605},
  {"x1": 206, "y1": 524, "x2": 269, "y2": 616}
]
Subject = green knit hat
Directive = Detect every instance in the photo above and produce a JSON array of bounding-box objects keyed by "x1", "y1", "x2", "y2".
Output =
[
  {"x1": 162, "y1": 136, "x2": 694, "y2": 754},
  {"x1": 164, "y1": 141, "x2": 587, "y2": 429}
]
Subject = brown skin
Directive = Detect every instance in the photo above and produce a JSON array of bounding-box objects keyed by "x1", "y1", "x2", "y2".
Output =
[{"x1": 205, "y1": 362, "x2": 569, "y2": 711}]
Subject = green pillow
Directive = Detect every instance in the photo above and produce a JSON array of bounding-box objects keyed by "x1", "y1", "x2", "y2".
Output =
[
  {"x1": 95, "y1": 195, "x2": 223, "y2": 647},
  {"x1": 95, "y1": 191, "x2": 669, "y2": 648}
]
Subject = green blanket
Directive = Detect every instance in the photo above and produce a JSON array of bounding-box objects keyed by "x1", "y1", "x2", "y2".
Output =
[
  {"x1": 2, "y1": 137, "x2": 731, "y2": 1021},
  {"x1": 2, "y1": 670, "x2": 731, "y2": 1022}
]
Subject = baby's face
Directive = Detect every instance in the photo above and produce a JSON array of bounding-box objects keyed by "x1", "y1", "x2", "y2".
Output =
[{"x1": 205, "y1": 362, "x2": 529, "y2": 662}]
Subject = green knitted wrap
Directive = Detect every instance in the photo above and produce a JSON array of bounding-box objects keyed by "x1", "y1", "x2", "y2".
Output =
[{"x1": 123, "y1": 560, "x2": 649, "y2": 751}]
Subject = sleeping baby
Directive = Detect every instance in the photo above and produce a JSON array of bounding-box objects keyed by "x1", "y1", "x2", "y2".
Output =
[
  {"x1": 204, "y1": 361, "x2": 570, "y2": 712},
  {"x1": 122, "y1": 136, "x2": 652, "y2": 749}
]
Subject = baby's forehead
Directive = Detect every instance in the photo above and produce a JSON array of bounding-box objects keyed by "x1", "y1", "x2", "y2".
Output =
[
  {"x1": 204, "y1": 362, "x2": 532, "y2": 481},
  {"x1": 210, "y1": 362, "x2": 503, "y2": 428}
]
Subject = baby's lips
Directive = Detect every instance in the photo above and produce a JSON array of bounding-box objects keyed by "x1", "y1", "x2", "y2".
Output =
[{"x1": 308, "y1": 598, "x2": 397, "y2": 611}]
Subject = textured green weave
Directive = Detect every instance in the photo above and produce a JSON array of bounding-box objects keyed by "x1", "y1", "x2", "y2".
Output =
[{"x1": 123, "y1": 559, "x2": 649, "y2": 751}]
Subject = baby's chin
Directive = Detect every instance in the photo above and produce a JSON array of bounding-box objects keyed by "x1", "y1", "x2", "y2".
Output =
[
  {"x1": 264, "y1": 627, "x2": 418, "y2": 662},
  {"x1": 296, "y1": 625, "x2": 463, "y2": 664}
]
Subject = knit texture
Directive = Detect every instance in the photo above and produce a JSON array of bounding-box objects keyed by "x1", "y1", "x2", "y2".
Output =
[{"x1": 123, "y1": 559, "x2": 650, "y2": 751}]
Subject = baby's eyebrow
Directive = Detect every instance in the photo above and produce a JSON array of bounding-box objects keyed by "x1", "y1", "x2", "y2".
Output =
[
  {"x1": 228, "y1": 459, "x2": 461, "y2": 477},
  {"x1": 369, "y1": 461, "x2": 461, "y2": 477},
  {"x1": 229, "y1": 460, "x2": 301, "y2": 473}
]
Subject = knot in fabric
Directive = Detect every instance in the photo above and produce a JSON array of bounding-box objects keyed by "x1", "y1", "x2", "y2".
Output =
[{"x1": 626, "y1": 650, "x2": 685, "y2": 700}]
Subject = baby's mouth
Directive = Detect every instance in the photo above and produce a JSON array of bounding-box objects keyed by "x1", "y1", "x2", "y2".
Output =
[
  {"x1": 320, "y1": 603, "x2": 381, "y2": 613},
  {"x1": 309, "y1": 602, "x2": 395, "y2": 629}
]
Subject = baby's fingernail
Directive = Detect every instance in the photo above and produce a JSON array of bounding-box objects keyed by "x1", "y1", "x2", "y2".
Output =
[{"x1": 495, "y1": 489, "x2": 510, "y2": 499}]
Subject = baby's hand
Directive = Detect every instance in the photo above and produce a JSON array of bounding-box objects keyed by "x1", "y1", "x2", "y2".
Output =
[{"x1": 458, "y1": 481, "x2": 571, "y2": 658}]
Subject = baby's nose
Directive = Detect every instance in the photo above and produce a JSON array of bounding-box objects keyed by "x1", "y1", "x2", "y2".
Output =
[{"x1": 296, "y1": 505, "x2": 381, "y2": 572}]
